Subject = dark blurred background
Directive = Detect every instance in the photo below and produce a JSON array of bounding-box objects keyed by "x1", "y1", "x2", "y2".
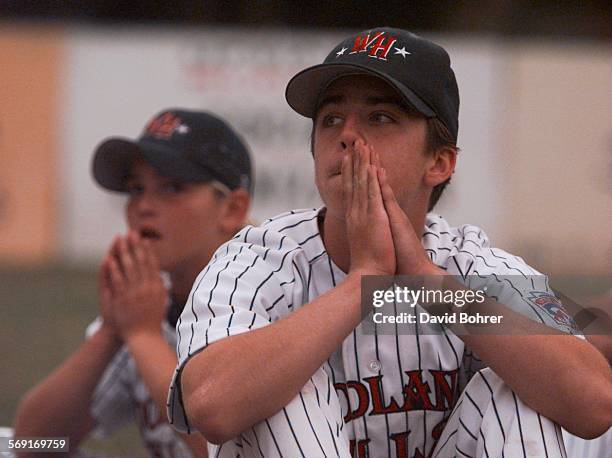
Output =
[{"x1": 2, "y1": 0, "x2": 611, "y2": 38}]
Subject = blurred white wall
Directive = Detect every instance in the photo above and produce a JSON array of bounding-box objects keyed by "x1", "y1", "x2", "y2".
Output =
[
  {"x1": 2, "y1": 25, "x2": 609, "y2": 275},
  {"x1": 59, "y1": 28, "x2": 506, "y2": 265},
  {"x1": 60, "y1": 27, "x2": 333, "y2": 262},
  {"x1": 498, "y1": 42, "x2": 611, "y2": 275}
]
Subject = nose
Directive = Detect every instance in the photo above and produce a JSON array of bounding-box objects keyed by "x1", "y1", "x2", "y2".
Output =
[
  {"x1": 339, "y1": 115, "x2": 366, "y2": 151},
  {"x1": 129, "y1": 191, "x2": 157, "y2": 218}
]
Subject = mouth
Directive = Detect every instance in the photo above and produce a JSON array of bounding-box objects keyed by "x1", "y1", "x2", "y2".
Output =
[{"x1": 139, "y1": 228, "x2": 162, "y2": 240}]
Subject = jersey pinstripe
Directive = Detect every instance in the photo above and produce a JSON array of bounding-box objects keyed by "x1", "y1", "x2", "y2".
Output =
[
  {"x1": 168, "y1": 208, "x2": 578, "y2": 457},
  {"x1": 87, "y1": 318, "x2": 192, "y2": 458},
  {"x1": 433, "y1": 367, "x2": 568, "y2": 458}
]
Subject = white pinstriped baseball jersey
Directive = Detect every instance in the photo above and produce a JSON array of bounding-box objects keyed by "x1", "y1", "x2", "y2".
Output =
[
  {"x1": 168, "y1": 208, "x2": 578, "y2": 457},
  {"x1": 87, "y1": 318, "x2": 192, "y2": 458}
]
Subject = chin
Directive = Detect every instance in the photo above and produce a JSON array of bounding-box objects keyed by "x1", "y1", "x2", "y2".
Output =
[
  {"x1": 158, "y1": 259, "x2": 179, "y2": 275},
  {"x1": 150, "y1": 247, "x2": 170, "y2": 269}
]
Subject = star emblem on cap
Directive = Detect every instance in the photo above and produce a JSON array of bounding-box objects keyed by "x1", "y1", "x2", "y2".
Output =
[
  {"x1": 176, "y1": 124, "x2": 190, "y2": 134},
  {"x1": 394, "y1": 47, "x2": 410, "y2": 58},
  {"x1": 336, "y1": 47, "x2": 348, "y2": 57}
]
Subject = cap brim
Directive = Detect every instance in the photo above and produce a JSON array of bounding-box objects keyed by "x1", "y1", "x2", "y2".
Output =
[
  {"x1": 92, "y1": 138, "x2": 214, "y2": 192},
  {"x1": 285, "y1": 62, "x2": 436, "y2": 119}
]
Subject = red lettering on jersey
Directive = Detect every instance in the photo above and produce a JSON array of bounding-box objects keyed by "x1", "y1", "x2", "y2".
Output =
[
  {"x1": 390, "y1": 431, "x2": 409, "y2": 457},
  {"x1": 364, "y1": 375, "x2": 402, "y2": 415},
  {"x1": 341, "y1": 369, "x2": 459, "y2": 420},
  {"x1": 402, "y1": 370, "x2": 434, "y2": 411},
  {"x1": 344, "y1": 380, "x2": 370, "y2": 421},
  {"x1": 430, "y1": 369, "x2": 459, "y2": 411},
  {"x1": 351, "y1": 32, "x2": 384, "y2": 53},
  {"x1": 334, "y1": 383, "x2": 351, "y2": 422},
  {"x1": 368, "y1": 35, "x2": 397, "y2": 60},
  {"x1": 390, "y1": 431, "x2": 429, "y2": 458},
  {"x1": 145, "y1": 112, "x2": 181, "y2": 139},
  {"x1": 350, "y1": 439, "x2": 371, "y2": 458}
]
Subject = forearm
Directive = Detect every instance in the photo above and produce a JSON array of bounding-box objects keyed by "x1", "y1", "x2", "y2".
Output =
[
  {"x1": 588, "y1": 334, "x2": 612, "y2": 364},
  {"x1": 463, "y1": 332, "x2": 612, "y2": 437},
  {"x1": 182, "y1": 272, "x2": 364, "y2": 443},
  {"x1": 423, "y1": 274, "x2": 612, "y2": 437},
  {"x1": 126, "y1": 330, "x2": 208, "y2": 457},
  {"x1": 180, "y1": 433, "x2": 209, "y2": 458},
  {"x1": 14, "y1": 326, "x2": 121, "y2": 441},
  {"x1": 124, "y1": 330, "x2": 179, "y2": 414}
]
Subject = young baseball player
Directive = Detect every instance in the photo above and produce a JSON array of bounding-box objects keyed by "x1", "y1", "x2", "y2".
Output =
[
  {"x1": 13, "y1": 109, "x2": 253, "y2": 458},
  {"x1": 167, "y1": 29, "x2": 612, "y2": 457}
]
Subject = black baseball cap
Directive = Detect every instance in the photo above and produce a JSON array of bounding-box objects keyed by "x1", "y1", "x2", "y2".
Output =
[
  {"x1": 286, "y1": 27, "x2": 459, "y2": 140},
  {"x1": 92, "y1": 109, "x2": 253, "y2": 193}
]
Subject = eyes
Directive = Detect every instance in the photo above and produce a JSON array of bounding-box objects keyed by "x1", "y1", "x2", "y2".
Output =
[
  {"x1": 161, "y1": 182, "x2": 187, "y2": 194},
  {"x1": 125, "y1": 180, "x2": 188, "y2": 198},
  {"x1": 371, "y1": 112, "x2": 395, "y2": 124},
  {"x1": 320, "y1": 111, "x2": 396, "y2": 128}
]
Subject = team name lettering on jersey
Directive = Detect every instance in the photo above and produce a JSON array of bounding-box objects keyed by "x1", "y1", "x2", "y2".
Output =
[
  {"x1": 341, "y1": 369, "x2": 458, "y2": 457},
  {"x1": 337, "y1": 369, "x2": 458, "y2": 422}
]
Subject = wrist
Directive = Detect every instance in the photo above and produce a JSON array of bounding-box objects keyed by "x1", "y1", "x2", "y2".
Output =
[
  {"x1": 123, "y1": 327, "x2": 168, "y2": 358},
  {"x1": 349, "y1": 266, "x2": 393, "y2": 278},
  {"x1": 95, "y1": 323, "x2": 122, "y2": 348},
  {"x1": 418, "y1": 262, "x2": 446, "y2": 277},
  {"x1": 122, "y1": 325, "x2": 163, "y2": 345},
  {"x1": 398, "y1": 260, "x2": 446, "y2": 277}
]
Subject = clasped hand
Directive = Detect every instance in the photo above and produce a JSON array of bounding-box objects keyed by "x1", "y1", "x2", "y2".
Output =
[
  {"x1": 98, "y1": 231, "x2": 168, "y2": 341},
  {"x1": 343, "y1": 140, "x2": 441, "y2": 277}
]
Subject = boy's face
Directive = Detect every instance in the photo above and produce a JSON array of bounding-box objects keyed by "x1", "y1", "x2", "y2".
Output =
[
  {"x1": 124, "y1": 158, "x2": 225, "y2": 273},
  {"x1": 312, "y1": 74, "x2": 431, "y2": 218}
]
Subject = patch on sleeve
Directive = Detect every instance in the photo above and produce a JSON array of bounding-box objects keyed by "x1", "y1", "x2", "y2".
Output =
[{"x1": 527, "y1": 291, "x2": 579, "y2": 332}]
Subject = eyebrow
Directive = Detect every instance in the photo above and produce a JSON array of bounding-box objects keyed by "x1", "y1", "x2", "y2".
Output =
[
  {"x1": 315, "y1": 94, "x2": 415, "y2": 116},
  {"x1": 315, "y1": 94, "x2": 343, "y2": 113},
  {"x1": 366, "y1": 96, "x2": 407, "y2": 108}
]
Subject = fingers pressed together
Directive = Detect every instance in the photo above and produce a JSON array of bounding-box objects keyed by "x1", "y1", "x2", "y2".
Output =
[
  {"x1": 342, "y1": 140, "x2": 396, "y2": 275},
  {"x1": 340, "y1": 140, "x2": 438, "y2": 277},
  {"x1": 105, "y1": 232, "x2": 159, "y2": 292},
  {"x1": 97, "y1": 230, "x2": 167, "y2": 339}
]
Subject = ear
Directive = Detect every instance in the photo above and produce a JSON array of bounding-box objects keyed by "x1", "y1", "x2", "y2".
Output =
[
  {"x1": 424, "y1": 146, "x2": 457, "y2": 188},
  {"x1": 218, "y1": 188, "x2": 251, "y2": 235}
]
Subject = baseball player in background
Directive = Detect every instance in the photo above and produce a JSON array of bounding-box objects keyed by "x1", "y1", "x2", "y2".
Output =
[
  {"x1": 13, "y1": 109, "x2": 253, "y2": 458},
  {"x1": 169, "y1": 28, "x2": 611, "y2": 457}
]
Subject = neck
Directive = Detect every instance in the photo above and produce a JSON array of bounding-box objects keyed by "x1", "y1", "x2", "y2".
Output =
[
  {"x1": 169, "y1": 265, "x2": 199, "y2": 304},
  {"x1": 321, "y1": 204, "x2": 428, "y2": 274},
  {"x1": 168, "y1": 249, "x2": 219, "y2": 303}
]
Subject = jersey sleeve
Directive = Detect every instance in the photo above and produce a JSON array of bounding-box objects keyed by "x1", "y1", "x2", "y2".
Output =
[
  {"x1": 85, "y1": 319, "x2": 136, "y2": 437},
  {"x1": 449, "y1": 244, "x2": 582, "y2": 391},
  {"x1": 426, "y1": 219, "x2": 578, "y2": 335},
  {"x1": 167, "y1": 225, "x2": 300, "y2": 433},
  {"x1": 460, "y1": 247, "x2": 581, "y2": 336}
]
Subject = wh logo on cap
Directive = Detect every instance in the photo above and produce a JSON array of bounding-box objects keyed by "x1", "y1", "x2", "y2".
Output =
[
  {"x1": 350, "y1": 31, "x2": 397, "y2": 60},
  {"x1": 145, "y1": 112, "x2": 184, "y2": 140}
]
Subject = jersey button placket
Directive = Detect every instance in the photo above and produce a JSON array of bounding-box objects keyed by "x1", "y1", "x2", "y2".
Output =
[{"x1": 368, "y1": 360, "x2": 382, "y2": 372}]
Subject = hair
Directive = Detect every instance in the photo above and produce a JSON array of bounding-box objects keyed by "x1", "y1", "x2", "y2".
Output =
[
  {"x1": 424, "y1": 117, "x2": 458, "y2": 211},
  {"x1": 211, "y1": 187, "x2": 228, "y2": 200},
  {"x1": 309, "y1": 115, "x2": 459, "y2": 212}
]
